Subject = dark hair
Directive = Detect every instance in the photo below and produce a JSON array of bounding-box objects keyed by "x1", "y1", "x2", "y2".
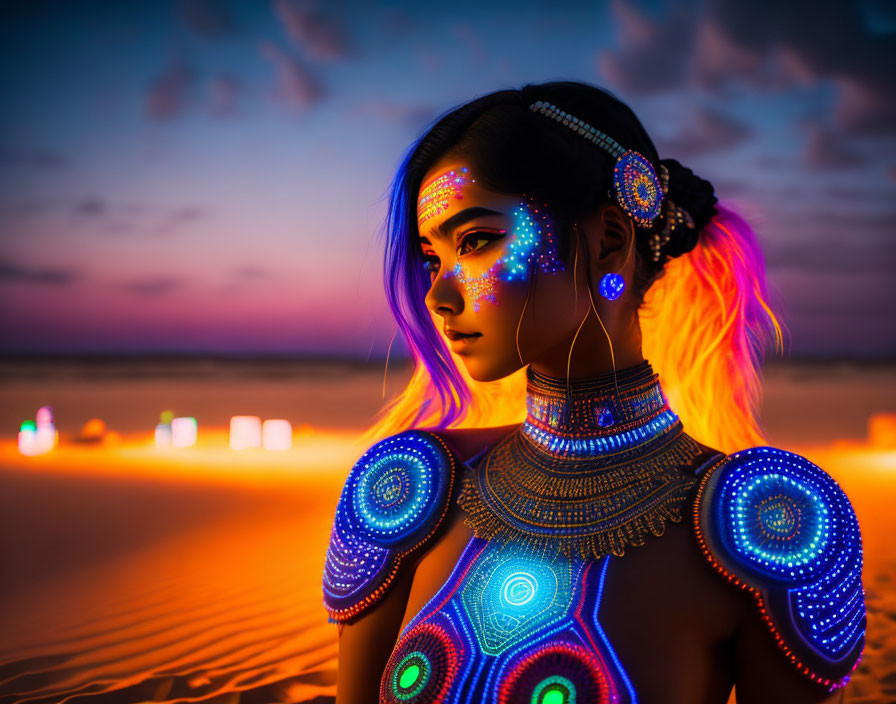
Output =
[
  {"x1": 401, "y1": 80, "x2": 717, "y2": 302},
  {"x1": 368, "y1": 80, "x2": 781, "y2": 448}
]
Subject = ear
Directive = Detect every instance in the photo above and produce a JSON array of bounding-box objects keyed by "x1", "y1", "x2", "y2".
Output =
[{"x1": 597, "y1": 204, "x2": 635, "y2": 269}]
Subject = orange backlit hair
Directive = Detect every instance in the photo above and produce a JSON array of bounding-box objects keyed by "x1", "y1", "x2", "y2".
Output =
[{"x1": 360, "y1": 202, "x2": 785, "y2": 455}]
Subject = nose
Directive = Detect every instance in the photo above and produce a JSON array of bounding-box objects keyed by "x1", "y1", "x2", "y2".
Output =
[{"x1": 424, "y1": 264, "x2": 465, "y2": 318}]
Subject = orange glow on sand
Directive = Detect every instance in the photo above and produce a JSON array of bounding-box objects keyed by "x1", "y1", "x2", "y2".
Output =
[{"x1": 1, "y1": 427, "x2": 893, "y2": 703}]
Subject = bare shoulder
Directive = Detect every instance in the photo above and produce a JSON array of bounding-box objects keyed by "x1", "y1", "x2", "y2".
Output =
[{"x1": 420, "y1": 423, "x2": 521, "y2": 464}]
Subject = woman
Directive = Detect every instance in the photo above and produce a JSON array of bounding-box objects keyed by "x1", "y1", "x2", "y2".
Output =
[{"x1": 322, "y1": 82, "x2": 866, "y2": 704}]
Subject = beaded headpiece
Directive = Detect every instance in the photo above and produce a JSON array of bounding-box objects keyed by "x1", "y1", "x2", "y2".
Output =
[{"x1": 529, "y1": 100, "x2": 697, "y2": 262}]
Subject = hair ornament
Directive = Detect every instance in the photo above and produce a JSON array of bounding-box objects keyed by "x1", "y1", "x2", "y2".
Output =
[
  {"x1": 648, "y1": 163, "x2": 696, "y2": 263},
  {"x1": 529, "y1": 100, "x2": 663, "y2": 228}
]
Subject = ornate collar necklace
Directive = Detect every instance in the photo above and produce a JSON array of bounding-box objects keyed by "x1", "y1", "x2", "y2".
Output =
[{"x1": 457, "y1": 361, "x2": 708, "y2": 559}]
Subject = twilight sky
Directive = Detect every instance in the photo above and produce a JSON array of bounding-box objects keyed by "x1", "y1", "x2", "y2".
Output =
[{"x1": 1, "y1": 0, "x2": 894, "y2": 358}]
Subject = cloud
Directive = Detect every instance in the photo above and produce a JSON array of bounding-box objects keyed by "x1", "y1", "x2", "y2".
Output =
[
  {"x1": 0, "y1": 260, "x2": 79, "y2": 285},
  {"x1": 596, "y1": 0, "x2": 695, "y2": 94},
  {"x1": 232, "y1": 266, "x2": 268, "y2": 279},
  {"x1": 259, "y1": 40, "x2": 324, "y2": 111},
  {"x1": 599, "y1": 0, "x2": 896, "y2": 138},
  {"x1": 178, "y1": 0, "x2": 239, "y2": 39},
  {"x1": 765, "y1": 240, "x2": 892, "y2": 275},
  {"x1": 122, "y1": 276, "x2": 186, "y2": 296},
  {"x1": 802, "y1": 122, "x2": 867, "y2": 169},
  {"x1": 695, "y1": 1, "x2": 896, "y2": 134},
  {"x1": 654, "y1": 106, "x2": 752, "y2": 156},
  {"x1": 273, "y1": 0, "x2": 352, "y2": 61},
  {"x1": 154, "y1": 206, "x2": 204, "y2": 236},
  {"x1": 209, "y1": 73, "x2": 242, "y2": 115},
  {"x1": 76, "y1": 198, "x2": 106, "y2": 216},
  {"x1": 145, "y1": 58, "x2": 195, "y2": 121},
  {"x1": 345, "y1": 99, "x2": 436, "y2": 129},
  {"x1": 0, "y1": 147, "x2": 68, "y2": 169},
  {"x1": 450, "y1": 23, "x2": 486, "y2": 66}
]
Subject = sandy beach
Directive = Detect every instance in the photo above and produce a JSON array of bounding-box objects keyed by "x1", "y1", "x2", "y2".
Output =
[{"x1": 0, "y1": 359, "x2": 893, "y2": 703}]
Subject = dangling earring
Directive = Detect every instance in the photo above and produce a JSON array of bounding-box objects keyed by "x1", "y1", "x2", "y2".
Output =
[
  {"x1": 599, "y1": 272, "x2": 625, "y2": 300},
  {"x1": 577, "y1": 224, "x2": 621, "y2": 428}
]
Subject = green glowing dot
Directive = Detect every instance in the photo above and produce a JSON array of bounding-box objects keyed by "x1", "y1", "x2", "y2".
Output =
[
  {"x1": 20, "y1": 420, "x2": 36, "y2": 432},
  {"x1": 399, "y1": 664, "x2": 420, "y2": 689},
  {"x1": 532, "y1": 676, "x2": 575, "y2": 704},
  {"x1": 160, "y1": 410, "x2": 174, "y2": 424},
  {"x1": 543, "y1": 689, "x2": 566, "y2": 704}
]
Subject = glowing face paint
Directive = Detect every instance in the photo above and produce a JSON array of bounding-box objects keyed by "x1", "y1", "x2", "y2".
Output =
[
  {"x1": 449, "y1": 197, "x2": 565, "y2": 312},
  {"x1": 418, "y1": 166, "x2": 473, "y2": 225},
  {"x1": 452, "y1": 261, "x2": 497, "y2": 312}
]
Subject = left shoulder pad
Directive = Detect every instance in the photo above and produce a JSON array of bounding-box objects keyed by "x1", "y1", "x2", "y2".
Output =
[
  {"x1": 322, "y1": 429, "x2": 459, "y2": 623},
  {"x1": 693, "y1": 446, "x2": 865, "y2": 690}
]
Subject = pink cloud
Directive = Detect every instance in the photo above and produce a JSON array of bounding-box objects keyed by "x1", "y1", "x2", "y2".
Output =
[{"x1": 259, "y1": 40, "x2": 324, "y2": 111}]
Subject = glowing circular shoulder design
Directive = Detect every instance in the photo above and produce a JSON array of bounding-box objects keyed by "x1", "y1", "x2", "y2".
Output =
[
  {"x1": 693, "y1": 446, "x2": 865, "y2": 690},
  {"x1": 323, "y1": 429, "x2": 458, "y2": 623}
]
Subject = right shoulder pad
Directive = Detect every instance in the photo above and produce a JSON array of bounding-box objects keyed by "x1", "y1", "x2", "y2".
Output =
[{"x1": 322, "y1": 429, "x2": 459, "y2": 623}]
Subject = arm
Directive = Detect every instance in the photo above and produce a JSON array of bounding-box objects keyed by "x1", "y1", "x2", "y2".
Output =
[
  {"x1": 733, "y1": 604, "x2": 846, "y2": 704},
  {"x1": 322, "y1": 429, "x2": 462, "y2": 703},
  {"x1": 335, "y1": 560, "x2": 416, "y2": 704}
]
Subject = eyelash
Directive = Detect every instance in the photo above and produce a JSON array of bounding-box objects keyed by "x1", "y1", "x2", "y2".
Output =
[{"x1": 422, "y1": 230, "x2": 505, "y2": 274}]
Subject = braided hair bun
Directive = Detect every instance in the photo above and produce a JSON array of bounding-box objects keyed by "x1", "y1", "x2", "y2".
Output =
[{"x1": 658, "y1": 158, "x2": 718, "y2": 258}]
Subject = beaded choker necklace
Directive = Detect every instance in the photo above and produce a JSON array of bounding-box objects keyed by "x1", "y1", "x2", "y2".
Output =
[{"x1": 457, "y1": 361, "x2": 707, "y2": 559}]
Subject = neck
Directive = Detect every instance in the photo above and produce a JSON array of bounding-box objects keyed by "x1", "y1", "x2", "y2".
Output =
[{"x1": 522, "y1": 360, "x2": 681, "y2": 457}]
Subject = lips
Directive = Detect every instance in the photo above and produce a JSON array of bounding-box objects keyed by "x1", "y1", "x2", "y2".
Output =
[{"x1": 444, "y1": 328, "x2": 482, "y2": 341}]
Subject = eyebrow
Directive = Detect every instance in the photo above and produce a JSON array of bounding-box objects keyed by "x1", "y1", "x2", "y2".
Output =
[{"x1": 419, "y1": 207, "x2": 503, "y2": 244}]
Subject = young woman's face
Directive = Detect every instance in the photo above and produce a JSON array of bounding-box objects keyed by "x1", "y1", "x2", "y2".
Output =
[{"x1": 417, "y1": 156, "x2": 591, "y2": 382}]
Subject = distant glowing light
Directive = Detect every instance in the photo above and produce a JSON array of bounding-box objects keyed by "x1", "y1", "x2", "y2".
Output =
[
  {"x1": 171, "y1": 417, "x2": 197, "y2": 448},
  {"x1": 230, "y1": 416, "x2": 262, "y2": 450},
  {"x1": 155, "y1": 423, "x2": 172, "y2": 447},
  {"x1": 18, "y1": 425, "x2": 38, "y2": 456},
  {"x1": 262, "y1": 419, "x2": 292, "y2": 451},
  {"x1": 80, "y1": 418, "x2": 107, "y2": 442},
  {"x1": 18, "y1": 407, "x2": 57, "y2": 456},
  {"x1": 36, "y1": 406, "x2": 54, "y2": 426},
  {"x1": 160, "y1": 409, "x2": 175, "y2": 425}
]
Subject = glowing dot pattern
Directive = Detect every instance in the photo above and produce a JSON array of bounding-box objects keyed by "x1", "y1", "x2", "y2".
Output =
[
  {"x1": 452, "y1": 261, "x2": 497, "y2": 313},
  {"x1": 499, "y1": 643, "x2": 612, "y2": 704},
  {"x1": 322, "y1": 430, "x2": 457, "y2": 622},
  {"x1": 418, "y1": 167, "x2": 471, "y2": 224},
  {"x1": 383, "y1": 539, "x2": 635, "y2": 702},
  {"x1": 447, "y1": 196, "x2": 565, "y2": 312},
  {"x1": 529, "y1": 101, "x2": 664, "y2": 230},
  {"x1": 381, "y1": 620, "x2": 461, "y2": 703},
  {"x1": 498, "y1": 196, "x2": 565, "y2": 282},
  {"x1": 612, "y1": 151, "x2": 663, "y2": 228},
  {"x1": 695, "y1": 446, "x2": 866, "y2": 690}
]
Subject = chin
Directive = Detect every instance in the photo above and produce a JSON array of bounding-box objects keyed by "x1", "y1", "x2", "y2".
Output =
[{"x1": 459, "y1": 353, "x2": 521, "y2": 384}]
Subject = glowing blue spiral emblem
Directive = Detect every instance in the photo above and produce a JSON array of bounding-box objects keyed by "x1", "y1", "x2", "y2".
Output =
[
  {"x1": 502, "y1": 572, "x2": 538, "y2": 607},
  {"x1": 612, "y1": 151, "x2": 662, "y2": 228},
  {"x1": 598, "y1": 273, "x2": 625, "y2": 301},
  {"x1": 714, "y1": 448, "x2": 839, "y2": 584},
  {"x1": 347, "y1": 430, "x2": 452, "y2": 547},
  {"x1": 701, "y1": 446, "x2": 866, "y2": 683}
]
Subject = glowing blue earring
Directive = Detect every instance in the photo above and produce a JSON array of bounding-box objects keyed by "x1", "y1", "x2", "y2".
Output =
[{"x1": 599, "y1": 272, "x2": 625, "y2": 300}]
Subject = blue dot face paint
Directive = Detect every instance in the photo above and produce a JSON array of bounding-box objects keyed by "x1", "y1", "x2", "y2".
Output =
[{"x1": 451, "y1": 195, "x2": 566, "y2": 312}]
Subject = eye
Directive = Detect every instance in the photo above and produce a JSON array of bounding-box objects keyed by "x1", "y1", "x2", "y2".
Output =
[
  {"x1": 422, "y1": 255, "x2": 439, "y2": 275},
  {"x1": 458, "y1": 229, "x2": 506, "y2": 256}
]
